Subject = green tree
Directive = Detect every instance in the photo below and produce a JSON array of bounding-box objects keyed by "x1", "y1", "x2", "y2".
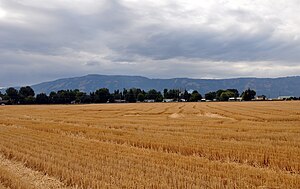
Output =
[
  {"x1": 137, "y1": 93, "x2": 145, "y2": 102},
  {"x1": 164, "y1": 89, "x2": 180, "y2": 100},
  {"x1": 156, "y1": 92, "x2": 163, "y2": 102},
  {"x1": 181, "y1": 90, "x2": 191, "y2": 101},
  {"x1": 36, "y1": 93, "x2": 49, "y2": 104},
  {"x1": 95, "y1": 88, "x2": 110, "y2": 103},
  {"x1": 81, "y1": 94, "x2": 92, "y2": 104},
  {"x1": 54, "y1": 90, "x2": 76, "y2": 104},
  {"x1": 145, "y1": 89, "x2": 163, "y2": 102},
  {"x1": 241, "y1": 88, "x2": 256, "y2": 101},
  {"x1": 227, "y1": 89, "x2": 239, "y2": 98},
  {"x1": 24, "y1": 96, "x2": 36, "y2": 104},
  {"x1": 125, "y1": 89, "x2": 136, "y2": 103},
  {"x1": 6, "y1": 87, "x2": 19, "y2": 104},
  {"x1": 19, "y1": 86, "x2": 35, "y2": 98},
  {"x1": 189, "y1": 90, "x2": 202, "y2": 102},
  {"x1": 216, "y1": 90, "x2": 226, "y2": 101},
  {"x1": 35, "y1": 93, "x2": 50, "y2": 104},
  {"x1": 219, "y1": 91, "x2": 235, "y2": 101},
  {"x1": 146, "y1": 89, "x2": 157, "y2": 100},
  {"x1": 122, "y1": 89, "x2": 128, "y2": 100},
  {"x1": 49, "y1": 91, "x2": 58, "y2": 104},
  {"x1": 19, "y1": 86, "x2": 35, "y2": 104},
  {"x1": 113, "y1": 90, "x2": 121, "y2": 100},
  {"x1": 205, "y1": 92, "x2": 216, "y2": 101},
  {"x1": 163, "y1": 89, "x2": 168, "y2": 98}
]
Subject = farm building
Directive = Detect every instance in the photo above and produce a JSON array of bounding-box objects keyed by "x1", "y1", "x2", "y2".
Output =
[
  {"x1": 144, "y1": 99, "x2": 155, "y2": 103},
  {"x1": 278, "y1": 96, "x2": 294, "y2": 100},
  {"x1": 228, "y1": 97, "x2": 242, "y2": 101},
  {"x1": 115, "y1": 99, "x2": 126, "y2": 103},
  {"x1": 256, "y1": 95, "x2": 267, "y2": 101},
  {"x1": 163, "y1": 99, "x2": 174, "y2": 102}
]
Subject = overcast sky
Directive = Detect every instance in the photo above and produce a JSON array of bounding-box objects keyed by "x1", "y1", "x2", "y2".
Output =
[{"x1": 1, "y1": 0, "x2": 300, "y2": 87}]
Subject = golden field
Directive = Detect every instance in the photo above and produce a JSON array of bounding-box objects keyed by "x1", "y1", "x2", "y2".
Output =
[{"x1": 0, "y1": 101, "x2": 300, "y2": 188}]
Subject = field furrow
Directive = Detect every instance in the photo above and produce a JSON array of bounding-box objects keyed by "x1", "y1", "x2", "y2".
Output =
[{"x1": 0, "y1": 154, "x2": 68, "y2": 189}]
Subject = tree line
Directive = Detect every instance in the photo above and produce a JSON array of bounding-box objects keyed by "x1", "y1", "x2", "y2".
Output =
[
  {"x1": 0, "y1": 86, "x2": 259, "y2": 105},
  {"x1": 204, "y1": 88, "x2": 256, "y2": 101}
]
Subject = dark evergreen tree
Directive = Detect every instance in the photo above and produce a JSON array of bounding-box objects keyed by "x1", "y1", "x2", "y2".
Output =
[
  {"x1": 156, "y1": 92, "x2": 163, "y2": 102},
  {"x1": 181, "y1": 90, "x2": 191, "y2": 101},
  {"x1": 137, "y1": 93, "x2": 145, "y2": 102},
  {"x1": 122, "y1": 89, "x2": 128, "y2": 100},
  {"x1": 125, "y1": 89, "x2": 136, "y2": 103},
  {"x1": 189, "y1": 90, "x2": 202, "y2": 102},
  {"x1": 163, "y1": 89, "x2": 168, "y2": 99},
  {"x1": 164, "y1": 89, "x2": 180, "y2": 100},
  {"x1": 6, "y1": 87, "x2": 19, "y2": 104},
  {"x1": 219, "y1": 91, "x2": 235, "y2": 101},
  {"x1": 19, "y1": 86, "x2": 35, "y2": 104},
  {"x1": 19, "y1": 86, "x2": 35, "y2": 98},
  {"x1": 81, "y1": 94, "x2": 92, "y2": 103},
  {"x1": 95, "y1": 88, "x2": 110, "y2": 103},
  {"x1": 36, "y1": 93, "x2": 49, "y2": 104},
  {"x1": 113, "y1": 90, "x2": 122, "y2": 100},
  {"x1": 227, "y1": 89, "x2": 239, "y2": 98},
  {"x1": 146, "y1": 89, "x2": 163, "y2": 102},
  {"x1": 205, "y1": 92, "x2": 216, "y2": 101},
  {"x1": 216, "y1": 90, "x2": 226, "y2": 101},
  {"x1": 241, "y1": 88, "x2": 256, "y2": 101}
]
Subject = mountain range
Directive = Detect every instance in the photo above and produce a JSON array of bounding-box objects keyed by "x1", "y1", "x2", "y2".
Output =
[{"x1": 22, "y1": 74, "x2": 300, "y2": 98}]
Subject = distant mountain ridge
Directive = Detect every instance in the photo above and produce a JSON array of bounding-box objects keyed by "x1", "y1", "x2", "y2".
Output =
[{"x1": 27, "y1": 74, "x2": 300, "y2": 98}]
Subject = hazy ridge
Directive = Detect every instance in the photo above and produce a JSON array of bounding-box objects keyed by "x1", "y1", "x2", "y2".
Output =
[{"x1": 24, "y1": 74, "x2": 300, "y2": 98}]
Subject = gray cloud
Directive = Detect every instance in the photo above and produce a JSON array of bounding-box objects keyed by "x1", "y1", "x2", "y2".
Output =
[{"x1": 0, "y1": 0, "x2": 300, "y2": 87}]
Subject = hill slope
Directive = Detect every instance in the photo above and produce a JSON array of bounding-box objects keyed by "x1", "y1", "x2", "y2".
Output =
[{"x1": 30, "y1": 74, "x2": 300, "y2": 98}]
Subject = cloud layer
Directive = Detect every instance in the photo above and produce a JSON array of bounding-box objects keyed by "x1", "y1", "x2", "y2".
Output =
[{"x1": 1, "y1": 0, "x2": 300, "y2": 86}]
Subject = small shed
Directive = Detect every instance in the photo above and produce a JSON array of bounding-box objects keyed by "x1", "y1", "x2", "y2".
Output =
[
  {"x1": 144, "y1": 99, "x2": 155, "y2": 103},
  {"x1": 163, "y1": 99, "x2": 174, "y2": 102},
  {"x1": 256, "y1": 95, "x2": 266, "y2": 101},
  {"x1": 228, "y1": 97, "x2": 242, "y2": 102}
]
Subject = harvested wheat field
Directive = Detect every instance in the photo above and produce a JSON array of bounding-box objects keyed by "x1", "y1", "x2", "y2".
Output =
[{"x1": 0, "y1": 101, "x2": 300, "y2": 188}]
